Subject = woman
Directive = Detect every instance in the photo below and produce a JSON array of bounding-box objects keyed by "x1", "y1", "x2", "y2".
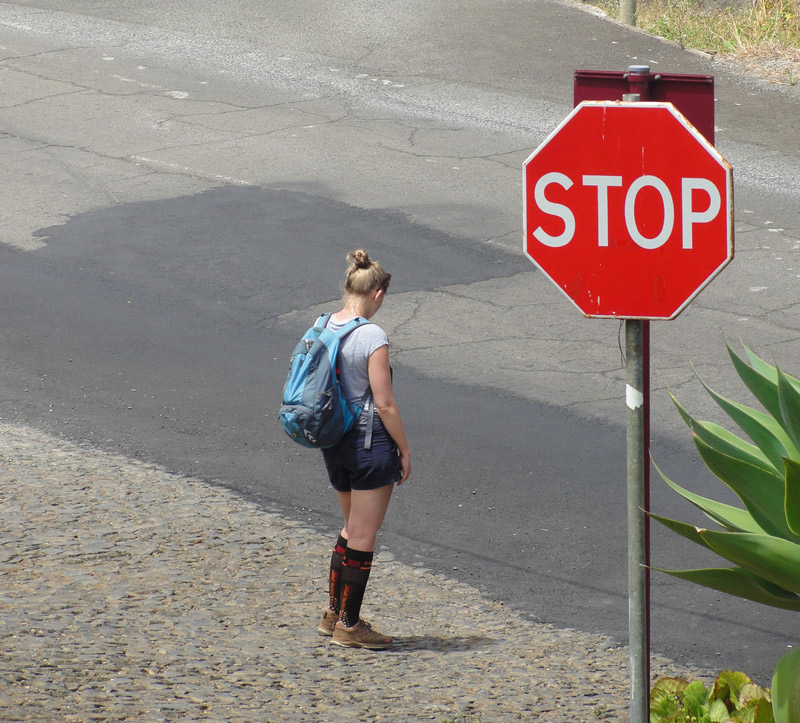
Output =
[{"x1": 316, "y1": 249, "x2": 411, "y2": 650}]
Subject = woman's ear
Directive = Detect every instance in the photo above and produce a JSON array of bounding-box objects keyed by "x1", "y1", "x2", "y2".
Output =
[{"x1": 373, "y1": 287, "x2": 385, "y2": 302}]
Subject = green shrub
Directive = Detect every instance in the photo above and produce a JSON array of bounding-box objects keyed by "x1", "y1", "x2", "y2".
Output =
[
  {"x1": 651, "y1": 342, "x2": 800, "y2": 723},
  {"x1": 650, "y1": 671, "x2": 774, "y2": 722}
]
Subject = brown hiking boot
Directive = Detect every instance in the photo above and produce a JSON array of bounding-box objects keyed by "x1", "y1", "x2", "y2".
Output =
[
  {"x1": 317, "y1": 609, "x2": 338, "y2": 636},
  {"x1": 331, "y1": 619, "x2": 392, "y2": 650}
]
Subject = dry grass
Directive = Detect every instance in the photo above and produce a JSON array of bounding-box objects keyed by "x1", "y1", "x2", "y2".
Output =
[
  {"x1": 724, "y1": 42, "x2": 800, "y2": 84},
  {"x1": 588, "y1": 0, "x2": 800, "y2": 86}
]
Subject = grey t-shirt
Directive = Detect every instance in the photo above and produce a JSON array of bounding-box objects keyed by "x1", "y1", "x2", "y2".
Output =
[{"x1": 323, "y1": 316, "x2": 389, "y2": 405}]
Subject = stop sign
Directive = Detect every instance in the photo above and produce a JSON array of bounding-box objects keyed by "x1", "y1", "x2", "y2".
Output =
[{"x1": 523, "y1": 101, "x2": 733, "y2": 319}]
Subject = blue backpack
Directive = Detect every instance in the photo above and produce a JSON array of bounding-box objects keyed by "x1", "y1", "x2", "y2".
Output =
[{"x1": 279, "y1": 314, "x2": 371, "y2": 448}]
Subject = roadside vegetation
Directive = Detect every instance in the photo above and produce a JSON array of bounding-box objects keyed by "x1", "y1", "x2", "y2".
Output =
[
  {"x1": 649, "y1": 342, "x2": 800, "y2": 723},
  {"x1": 441, "y1": 342, "x2": 800, "y2": 723},
  {"x1": 587, "y1": 0, "x2": 800, "y2": 86}
]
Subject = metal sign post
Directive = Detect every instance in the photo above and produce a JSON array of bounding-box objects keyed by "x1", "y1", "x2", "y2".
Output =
[
  {"x1": 622, "y1": 91, "x2": 650, "y2": 723},
  {"x1": 620, "y1": 0, "x2": 637, "y2": 27},
  {"x1": 626, "y1": 317, "x2": 649, "y2": 723},
  {"x1": 523, "y1": 67, "x2": 734, "y2": 723}
]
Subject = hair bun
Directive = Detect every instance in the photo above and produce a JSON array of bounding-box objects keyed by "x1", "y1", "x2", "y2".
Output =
[
  {"x1": 342, "y1": 249, "x2": 390, "y2": 295},
  {"x1": 348, "y1": 249, "x2": 371, "y2": 269}
]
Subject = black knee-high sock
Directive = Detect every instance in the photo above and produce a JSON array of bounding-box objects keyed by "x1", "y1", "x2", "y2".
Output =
[
  {"x1": 340, "y1": 547, "x2": 373, "y2": 628},
  {"x1": 328, "y1": 534, "x2": 348, "y2": 614}
]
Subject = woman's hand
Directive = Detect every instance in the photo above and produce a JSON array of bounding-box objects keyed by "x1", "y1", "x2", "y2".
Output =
[{"x1": 397, "y1": 448, "x2": 411, "y2": 485}]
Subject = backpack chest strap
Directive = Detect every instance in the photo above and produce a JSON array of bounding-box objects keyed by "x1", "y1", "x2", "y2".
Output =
[{"x1": 363, "y1": 398, "x2": 374, "y2": 451}]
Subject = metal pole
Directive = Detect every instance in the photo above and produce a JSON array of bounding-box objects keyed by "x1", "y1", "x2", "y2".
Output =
[
  {"x1": 622, "y1": 88, "x2": 650, "y2": 723},
  {"x1": 626, "y1": 66, "x2": 652, "y2": 100},
  {"x1": 626, "y1": 319, "x2": 649, "y2": 723},
  {"x1": 643, "y1": 320, "x2": 651, "y2": 665},
  {"x1": 620, "y1": 0, "x2": 637, "y2": 26}
]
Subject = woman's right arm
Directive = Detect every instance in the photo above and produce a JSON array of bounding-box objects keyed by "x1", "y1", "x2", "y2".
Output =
[{"x1": 368, "y1": 344, "x2": 411, "y2": 484}]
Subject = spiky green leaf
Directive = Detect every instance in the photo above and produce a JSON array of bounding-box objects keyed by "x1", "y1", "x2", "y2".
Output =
[
  {"x1": 699, "y1": 529, "x2": 800, "y2": 594},
  {"x1": 786, "y1": 458, "x2": 800, "y2": 537},
  {"x1": 654, "y1": 462, "x2": 764, "y2": 533},
  {"x1": 654, "y1": 567, "x2": 800, "y2": 611},
  {"x1": 743, "y1": 343, "x2": 778, "y2": 378},
  {"x1": 649, "y1": 512, "x2": 712, "y2": 550},
  {"x1": 728, "y1": 340, "x2": 783, "y2": 421},
  {"x1": 694, "y1": 421, "x2": 774, "y2": 473},
  {"x1": 695, "y1": 438, "x2": 798, "y2": 541},
  {"x1": 744, "y1": 342, "x2": 800, "y2": 397},
  {"x1": 671, "y1": 392, "x2": 776, "y2": 473},
  {"x1": 700, "y1": 378, "x2": 799, "y2": 469},
  {"x1": 772, "y1": 648, "x2": 800, "y2": 723},
  {"x1": 778, "y1": 366, "x2": 800, "y2": 457}
]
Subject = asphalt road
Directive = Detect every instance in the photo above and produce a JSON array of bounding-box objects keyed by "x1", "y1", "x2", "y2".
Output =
[{"x1": 1, "y1": 0, "x2": 799, "y2": 683}]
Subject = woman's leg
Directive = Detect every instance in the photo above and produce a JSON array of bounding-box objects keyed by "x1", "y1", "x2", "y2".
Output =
[
  {"x1": 338, "y1": 485, "x2": 394, "y2": 629},
  {"x1": 329, "y1": 490, "x2": 354, "y2": 614},
  {"x1": 336, "y1": 490, "x2": 352, "y2": 539},
  {"x1": 344, "y1": 485, "x2": 393, "y2": 552},
  {"x1": 334, "y1": 483, "x2": 393, "y2": 550},
  {"x1": 318, "y1": 528, "x2": 348, "y2": 636},
  {"x1": 317, "y1": 491, "x2": 353, "y2": 636},
  {"x1": 327, "y1": 534, "x2": 348, "y2": 611}
]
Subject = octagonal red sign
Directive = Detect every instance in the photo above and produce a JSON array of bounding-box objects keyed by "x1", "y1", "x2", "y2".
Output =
[{"x1": 523, "y1": 101, "x2": 733, "y2": 319}]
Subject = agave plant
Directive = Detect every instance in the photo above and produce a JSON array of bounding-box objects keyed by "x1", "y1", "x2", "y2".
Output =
[{"x1": 651, "y1": 341, "x2": 800, "y2": 723}]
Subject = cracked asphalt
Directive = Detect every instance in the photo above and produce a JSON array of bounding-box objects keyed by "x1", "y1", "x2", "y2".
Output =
[{"x1": 0, "y1": 0, "x2": 798, "y2": 686}]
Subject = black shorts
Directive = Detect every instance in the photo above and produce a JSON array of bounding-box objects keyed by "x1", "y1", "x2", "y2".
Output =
[{"x1": 322, "y1": 420, "x2": 402, "y2": 492}]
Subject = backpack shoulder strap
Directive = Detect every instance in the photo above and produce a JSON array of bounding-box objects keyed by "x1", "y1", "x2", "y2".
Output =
[{"x1": 333, "y1": 316, "x2": 371, "y2": 339}]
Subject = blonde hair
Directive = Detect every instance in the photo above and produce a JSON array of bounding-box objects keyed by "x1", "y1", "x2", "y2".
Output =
[{"x1": 343, "y1": 249, "x2": 391, "y2": 295}]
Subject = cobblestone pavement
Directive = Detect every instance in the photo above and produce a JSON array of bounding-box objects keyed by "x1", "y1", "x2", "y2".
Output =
[{"x1": 0, "y1": 424, "x2": 700, "y2": 722}]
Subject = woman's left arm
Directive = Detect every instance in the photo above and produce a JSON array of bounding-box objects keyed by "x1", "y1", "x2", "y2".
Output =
[{"x1": 368, "y1": 345, "x2": 411, "y2": 484}]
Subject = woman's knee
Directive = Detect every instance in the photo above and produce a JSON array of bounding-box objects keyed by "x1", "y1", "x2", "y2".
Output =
[
  {"x1": 344, "y1": 525, "x2": 379, "y2": 551},
  {"x1": 343, "y1": 485, "x2": 393, "y2": 549}
]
